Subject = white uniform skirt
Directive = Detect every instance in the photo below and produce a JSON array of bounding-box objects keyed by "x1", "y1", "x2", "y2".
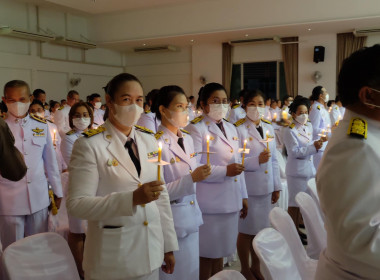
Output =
[
  {"x1": 87, "y1": 269, "x2": 158, "y2": 280},
  {"x1": 159, "y1": 231, "x2": 199, "y2": 280},
  {"x1": 238, "y1": 194, "x2": 272, "y2": 235},
  {"x1": 287, "y1": 175, "x2": 313, "y2": 207},
  {"x1": 199, "y1": 212, "x2": 239, "y2": 258}
]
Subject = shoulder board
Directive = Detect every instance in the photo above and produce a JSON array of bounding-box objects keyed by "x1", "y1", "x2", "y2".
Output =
[
  {"x1": 82, "y1": 126, "x2": 106, "y2": 138},
  {"x1": 317, "y1": 105, "x2": 321, "y2": 110},
  {"x1": 232, "y1": 104, "x2": 240, "y2": 109},
  {"x1": 347, "y1": 118, "x2": 367, "y2": 139},
  {"x1": 66, "y1": 130, "x2": 75, "y2": 135},
  {"x1": 307, "y1": 119, "x2": 311, "y2": 122},
  {"x1": 234, "y1": 118, "x2": 246, "y2": 127},
  {"x1": 47, "y1": 119, "x2": 53, "y2": 123},
  {"x1": 58, "y1": 106, "x2": 64, "y2": 110},
  {"x1": 261, "y1": 118, "x2": 272, "y2": 125},
  {"x1": 335, "y1": 107, "x2": 338, "y2": 110},
  {"x1": 134, "y1": 125, "x2": 154, "y2": 135},
  {"x1": 289, "y1": 123, "x2": 295, "y2": 129},
  {"x1": 155, "y1": 131, "x2": 164, "y2": 140},
  {"x1": 30, "y1": 114, "x2": 47, "y2": 124},
  {"x1": 180, "y1": 128, "x2": 190, "y2": 135},
  {"x1": 145, "y1": 110, "x2": 151, "y2": 114},
  {"x1": 191, "y1": 115, "x2": 204, "y2": 124}
]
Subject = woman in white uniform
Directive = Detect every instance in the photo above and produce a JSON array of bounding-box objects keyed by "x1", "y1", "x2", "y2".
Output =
[
  {"x1": 309, "y1": 86, "x2": 332, "y2": 170},
  {"x1": 61, "y1": 101, "x2": 94, "y2": 278},
  {"x1": 234, "y1": 90, "x2": 281, "y2": 280},
  {"x1": 185, "y1": 83, "x2": 248, "y2": 280},
  {"x1": 67, "y1": 73, "x2": 178, "y2": 280},
  {"x1": 137, "y1": 89, "x2": 161, "y2": 133},
  {"x1": 155, "y1": 85, "x2": 211, "y2": 280},
  {"x1": 283, "y1": 96, "x2": 325, "y2": 237}
]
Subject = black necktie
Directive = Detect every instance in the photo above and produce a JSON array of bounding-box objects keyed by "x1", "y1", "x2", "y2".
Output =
[
  {"x1": 256, "y1": 126, "x2": 264, "y2": 138},
  {"x1": 216, "y1": 122, "x2": 227, "y2": 138},
  {"x1": 178, "y1": 137, "x2": 186, "y2": 152},
  {"x1": 125, "y1": 139, "x2": 141, "y2": 176}
]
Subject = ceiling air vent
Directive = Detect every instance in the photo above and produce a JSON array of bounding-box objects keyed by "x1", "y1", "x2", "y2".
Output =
[
  {"x1": 230, "y1": 36, "x2": 281, "y2": 45},
  {"x1": 0, "y1": 26, "x2": 54, "y2": 41},
  {"x1": 354, "y1": 28, "x2": 380, "y2": 37},
  {"x1": 134, "y1": 45, "x2": 179, "y2": 53}
]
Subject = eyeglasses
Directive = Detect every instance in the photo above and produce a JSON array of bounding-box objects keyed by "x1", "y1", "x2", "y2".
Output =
[
  {"x1": 208, "y1": 98, "x2": 229, "y2": 105},
  {"x1": 73, "y1": 113, "x2": 90, "y2": 118}
]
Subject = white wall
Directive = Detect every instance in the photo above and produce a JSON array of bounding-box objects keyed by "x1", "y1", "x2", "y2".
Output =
[
  {"x1": 298, "y1": 33, "x2": 337, "y2": 99},
  {"x1": 124, "y1": 47, "x2": 192, "y2": 96},
  {"x1": 0, "y1": 0, "x2": 124, "y2": 103},
  {"x1": 366, "y1": 35, "x2": 380, "y2": 47},
  {"x1": 232, "y1": 43, "x2": 282, "y2": 63}
]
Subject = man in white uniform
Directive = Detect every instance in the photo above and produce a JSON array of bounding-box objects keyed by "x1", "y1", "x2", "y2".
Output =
[
  {"x1": 54, "y1": 90, "x2": 80, "y2": 136},
  {"x1": 316, "y1": 44, "x2": 380, "y2": 279},
  {"x1": 88, "y1": 93, "x2": 104, "y2": 126},
  {"x1": 33, "y1": 89, "x2": 50, "y2": 119},
  {"x1": 0, "y1": 80, "x2": 63, "y2": 249}
]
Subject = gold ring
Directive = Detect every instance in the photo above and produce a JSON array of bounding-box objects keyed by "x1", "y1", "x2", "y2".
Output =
[{"x1": 153, "y1": 191, "x2": 157, "y2": 197}]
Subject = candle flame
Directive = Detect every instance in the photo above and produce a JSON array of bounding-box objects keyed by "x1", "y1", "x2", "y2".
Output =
[
  {"x1": 158, "y1": 142, "x2": 162, "y2": 150},
  {"x1": 244, "y1": 139, "x2": 247, "y2": 144},
  {"x1": 207, "y1": 135, "x2": 210, "y2": 141},
  {"x1": 53, "y1": 129, "x2": 56, "y2": 133}
]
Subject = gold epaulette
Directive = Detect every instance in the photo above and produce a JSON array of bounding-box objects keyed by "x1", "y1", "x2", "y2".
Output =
[
  {"x1": 145, "y1": 110, "x2": 151, "y2": 114},
  {"x1": 234, "y1": 118, "x2": 246, "y2": 127},
  {"x1": 261, "y1": 118, "x2": 272, "y2": 125},
  {"x1": 317, "y1": 105, "x2": 321, "y2": 110},
  {"x1": 82, "y1": 126, "x2": 106, "y2": 138},
  {"x1": 180, "y1": 128, "x2": 190, "y2": 135},
  {"x1": 30, "y1": 114, "x2": 47, "y2": 124},
  {"x1": 347, "y1": 118, "x2": 367, "y2": 139},
  {"x1": 232, "y1": 104, "x2": 240, "y2": 109},
  {"x1": 47, "y1": 119, "x2": 53, "y2": 123},
  {"x1": 58, "y1": 106, "x2": 64, "y2": 110},
  {"x1": 289, "y1": 123, "x2": 295, "y2": 129},
  {"x1": 66, "y1": 130, "x2": 75, "y2": 135},
  {"x1": 135, "y1": 125, "x2": 154, "y2": 135},
  {"x1": 191, "y1": 115, "x2": 204, "y2": 124},
  {"x1": 155, "y1": 131, "x2": 164, "y2": 140}
]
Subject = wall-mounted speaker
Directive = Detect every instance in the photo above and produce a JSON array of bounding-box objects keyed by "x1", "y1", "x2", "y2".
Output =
[{"x1": 313, "y1": 46, "x2": 325, "y2": 63}]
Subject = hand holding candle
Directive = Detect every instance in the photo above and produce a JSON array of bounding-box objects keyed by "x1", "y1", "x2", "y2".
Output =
[
  {"x1": 242, "y1": 139, "x2": 247, "y2": 166},
  {"x1": 282, "y1": 110, "x2": 288, "y2": 121},
  {"x1": 157, "y1": 142, "x2": 162, "y2": 181},
  {"x1": 273, "y1": 113, "x2": 277, "y2": 122},
  {"x1": 266, "y1": 130, "x2": 270, "y2": 151},
  {"x1": 206, "y1": 135, "x2": 210, "y2": 165}
]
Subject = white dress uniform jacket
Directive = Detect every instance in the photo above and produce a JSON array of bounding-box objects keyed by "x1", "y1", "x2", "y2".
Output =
[
  {"x1": 235, "y1": 118, "x2": 281, "y2": 196},
  {"x1": 0, "y1": 114, "x2": 63, "y2": 215},
  {"x1": 157, "y1": 125, "x2": 203, "y2": 280},
  {"x1": 66, "y1": 120, "x2": 178, "y2": 280},
  {"x1": 330, "y1": 104, "x2": 342, "y2": 125},
  {"x1": 54, "y1": 104, "x2": 71, "y2": 136},
  {"x1": 309, "y1": 101, "x2": 331, "y2": 168},
  {"x1": 137, "y1": 111, "x2": 161, "y2": 133},
  {"x1": 47, "y1": 121, "x2": 67, "y2": 173},
  {"x1": 185, "y1": 115, "x2": 248, "y2": 214},
  {"x1": 93, "y1": 108, "x2": 105, "y2": 126},
  {"x1": 61, "y1": 129, "x2": 83, "y2": 166},
  {"x1": 228, "y1": 105, "x2": 246, "y2": 124},
  {"x1": 316, "y1": 110, "x2": 380, "y2": 280}
]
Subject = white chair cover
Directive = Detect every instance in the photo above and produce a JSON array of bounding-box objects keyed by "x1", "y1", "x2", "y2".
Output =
[
  {"x1": 253, "y1": 228, "x2": 302, "y2": 280},
  {"x1": 275, "y1": 150, "x2": 289, "y2": 211},
  {"x1": 295, "y1": 192, "x2": 326, "y2": 260},
  {"x1": 307, "y1": 178, "x2": 325, "y2": 221},
  {"x1": 2, "y1": 232, "x2": 80, "y2": 280},
  {"x1": 209, "y1": 270, "x2": 246, "y2": 280},
  {"x1": 269, "y1": 207, "x2": 317, "y2": 280}
]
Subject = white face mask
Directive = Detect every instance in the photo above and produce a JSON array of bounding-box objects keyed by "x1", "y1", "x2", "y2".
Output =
[
  {"x1": 166, "y1": 109, "x2": 189, "y2": 128},
  {"x1": 7, "y1": 101, "x2": 30, "y2": 118},
  {"x1": 208, "y1": 104, "x2": 229, "y2": 121},
  {"x1": 34, "y1": 112, "x2": 45, "y2": 118},
  {"x1": 94, "y1": 102, "x2": 102, "y2": 109},
  {"x1": 324, "y1": 94, "x2": 330, "y2": 103},
  {"x1": 246, "y1": 106, "x2": 265, "y2": 121},
  {"x1": 73, "y1": 117, "x2": 91, "y2": 131},
  {"x1": 295, "y1": 113, "x2": 308, "y2": 125},
  {"x1": 113, "y1": 103, "x2": 144, "y2": 127}
]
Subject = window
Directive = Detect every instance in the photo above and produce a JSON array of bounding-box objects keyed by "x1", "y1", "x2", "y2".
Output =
[{"x1": 230, "y1": 61, "x2": 287, "y2": 101}]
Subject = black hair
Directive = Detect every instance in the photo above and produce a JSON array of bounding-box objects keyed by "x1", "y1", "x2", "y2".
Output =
[
  {"x1": 145, "y1": 89, "x2": 159, "y2": 108},
  {"x1": 335, "y1": 95, "x2": 341, "y2": 103},
  {"x1": 327, "y1": 100, "x2": 334, "y2": 107},
  {"x1": 239, "y1": 89, "x2": 249, "y2": 99},
  {"x1": 338, "y1": 44, "x2": 380, "y2": 106},
  {"x1": 289, "y1": 95, "x2": 310, "y2": 114},
  {"x1": 189, "y1": 95, "x2": 195, "y2": 100},
  {"x1": 3, "y1": 80, "x2": 30, "y2": 97},
  {"x1": 310, "y1": 86, "x2": 324, "y2": 101},
  {"x1": 197, "y1": 83, "x2": 227, "y2": 108},
  {"x1": 105, "y1": 73, "x2": 142, "y2": 100},
  {"x1": 61, "y1": 99, "x2": 66, "y2": 103},
  {"x1": 243, "y1": 89, "x2": 267, "y2": 107},
  {"x1": 49, "y1": 101, "x2": 60, "y2": 112},
  {"x1": 86, "y1": 102, "x2": 94, "y2": 111},
  {"x1": 30, "y1": 99, "x2": 44, "y2": 109},
  {"x1": 67, "y1": 90, "x2": 79, "y2": 99},
  {"x1": 282, "y1": 94, "x2": 291, "y2": 103},
  {"x1": 32, "y1": 89, "x2": 45, "y2": 99},
  {"x1": 87, "y1": 93, "x2": 101, "y2": 102},
  {"x1": 155, "y1": 85, "x2": 186, "y2": 121}
]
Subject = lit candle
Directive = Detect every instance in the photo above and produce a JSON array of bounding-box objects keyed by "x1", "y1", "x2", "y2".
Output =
[
  {"x1": 53, "y1": 129, "x2": 56, "y2": 145},
  {"x1": 335, "y1": 115, "x2": 341, "y2": 126},
  {"x1": 242, "y1": 139, "x2": 247, "y2": 166},
  {"x1": 157, "y1": 142, "x2": 162, "y2": 181},
  {"x1": 273, "y1": 113, "x2": 277, "y2": 121},
  {"x1": 282, "y1": 110, "x2": 288, "y2": 121},
  {"x1": 206, "y1": 135, "x2": 210, "y2": 165},
  {"x1": 266, "y1": 130, "x2": 270, "y2": 151},
  {"x1": 321, "y1": 129, "x2": 326, "y2": 138}
]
